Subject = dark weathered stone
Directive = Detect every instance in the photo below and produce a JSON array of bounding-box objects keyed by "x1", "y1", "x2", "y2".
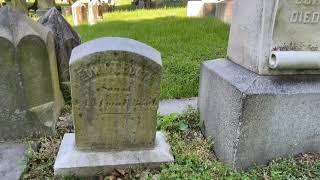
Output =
[
  {"x1": 199, "y1": 59, "x2": 320, "y2": 169},
  {"x1": 39, "y1": 8, "x2": 81, "y2": 101},
  {"x1": 0, "y1": 6, "x2": 64, "y2": 141}
]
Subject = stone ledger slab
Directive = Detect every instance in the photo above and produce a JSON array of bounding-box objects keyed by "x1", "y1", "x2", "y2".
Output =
[
  {"x1": 54, "y1": 132, "x2": 174, "y2": 177},
  {"x1": 0, "y1": 143, "x2": 27, "y2": 180},
  {"x1": 198, "y1": 59, "x2": 320, "y2": 169}
]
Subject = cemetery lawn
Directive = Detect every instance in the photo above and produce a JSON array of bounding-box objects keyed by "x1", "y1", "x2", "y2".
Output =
[
  {"x1": 23, "y1": 108, "x2": 320, "y2": 179},
  {"x1": 69, "y1": 7, "x2": 230, "y2": 99}
]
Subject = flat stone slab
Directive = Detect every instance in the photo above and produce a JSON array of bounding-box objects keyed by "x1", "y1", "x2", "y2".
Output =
[
  {"x1": 54, "y1": 132, "x2": 174, "y2": 177},
  {"x1": 0, "y1": 143, "x2": 27, "y2": 180},
  {"x1": 158, "y1": 97, "x2": 197, "y2": 116}
]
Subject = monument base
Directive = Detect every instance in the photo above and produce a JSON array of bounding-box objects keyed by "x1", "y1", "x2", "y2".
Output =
[
  {"x1": 0, "y1": 143, "x2": 27, "y2": 180},
  {"x1": 54, "y1": 132, "x2": 174, "y2": 177},
  {"x1": 198, "y1": 59, "x2": 320, "y2": 170}
]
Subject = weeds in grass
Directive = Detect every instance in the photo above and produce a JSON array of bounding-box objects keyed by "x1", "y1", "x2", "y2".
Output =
[{"x1": 23, "y1": 107, "x2": 320, "y2": 179}]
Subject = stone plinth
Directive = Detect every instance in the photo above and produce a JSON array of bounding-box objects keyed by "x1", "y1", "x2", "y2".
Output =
[
  {"x1": 199, "y1": 59, "x2": 320, "y2": 169},
  {"x1": 0, "y1": 6, "x2": 64, "y2": 141},
  {"x1": 54, "y1": 132, "x2": 174, "y2": 177},
  {"x1": 228, "y1": 0, "x2": 320, "y2": 75}
]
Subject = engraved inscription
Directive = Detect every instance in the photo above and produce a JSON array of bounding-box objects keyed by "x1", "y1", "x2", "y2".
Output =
[
  {"x1": 76, "y1": 59, "x2": 159, "y2": 115},
  {"x1": 289, "y1": 0, "x2": 320, "y2": 24}
]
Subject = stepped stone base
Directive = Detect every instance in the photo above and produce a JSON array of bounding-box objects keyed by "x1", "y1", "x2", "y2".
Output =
[
  {"x1": 54, "y1": 132, "x2": 174, "y2": 177},
  {"x1": 199, "y1": 59, "x2": 320, "y2": 169}
]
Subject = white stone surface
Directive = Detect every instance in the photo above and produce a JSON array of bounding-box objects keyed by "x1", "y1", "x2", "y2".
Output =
[
  {"x1": 0, "y1": 143, "x2": 27, "y2": 180},
  {"x1": 54, "y1": 132, "x2": 174, "y2": 177},
  {"x1": 187, "y1": 1, "x2": 204, "y2": 17},
  {"x1": 88, "y1": 0, "x2": 103, "y2": 25},
  {"x1": 158, "y1": 97, "x2": 197, "y2": 115},
  {"x1": 70, "y1": 37, "x2": 161, "y2": 65},
  {"x1": 72, "y1": 1, "x2": 87, "y2": 26},
  {"x1": 228, "y1": 0, "x2": 320, "y2": 75}
]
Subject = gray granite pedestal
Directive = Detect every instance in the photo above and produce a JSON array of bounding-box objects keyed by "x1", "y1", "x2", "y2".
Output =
[
  {"x1": 198, "y1": 59, "x2": 320, "y2": 169},
  {"x1": 54, "y1": 132, "x2": 174, "y2": 177}
]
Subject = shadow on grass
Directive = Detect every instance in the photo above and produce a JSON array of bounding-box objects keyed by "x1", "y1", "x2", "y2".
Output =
[{"x1": 74, "y1": 16, "x2": 229, "y2": 99}]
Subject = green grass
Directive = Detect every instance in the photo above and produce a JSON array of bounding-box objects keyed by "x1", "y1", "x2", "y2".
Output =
[
  {"x1": 23, "y1": 108, "x2": 320, "y2": 179},
  {"x1": 69, "y1": 7, "x2": 229, "y2": 99}
]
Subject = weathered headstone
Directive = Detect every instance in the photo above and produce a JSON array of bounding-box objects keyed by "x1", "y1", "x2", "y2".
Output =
[
  {"x1": 0, "y1": 6, "x2": 64, "y2": 141},
  {"x1": 202, "y1": 1, "x2": 217, "y2": 17},
  {"x1": 215, "y1": 0, "x2": 233, "y2": 23},
  {"x1": 199, "y1": 0, "x2": 320, "y2": 169},
  {"x1": 88, "y1": 0, "x2": 103, "y2": 25},
  {"x1": 187, "y1": 0, "x2": 222, "y2": 17},
  {"x1": 39, "y1": 7, "x2": 81, "y2": 101},
  {"x1": 54, "y1": 37, "x2": 173, "y2": 177},
  {"x1": 72, "y1": 0, "x2": 88, "y2": 26}
]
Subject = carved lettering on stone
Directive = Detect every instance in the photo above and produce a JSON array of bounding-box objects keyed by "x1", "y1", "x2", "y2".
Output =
[{"x1": 70, "y1": 37, "x2": 162, "y2": 150}]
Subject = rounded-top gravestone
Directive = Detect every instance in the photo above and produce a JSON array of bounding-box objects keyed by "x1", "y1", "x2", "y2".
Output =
[{"x1": 70, "y1": 37, "x2": 162, "y2": 150}]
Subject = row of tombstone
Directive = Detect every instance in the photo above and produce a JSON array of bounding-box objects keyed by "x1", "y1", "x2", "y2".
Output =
[
  {"x1": 72, "y1": 0, "x2": 104, "y2": 26},
  {"x1": 187, "y1": 0, "x2": 233, "y2": 23},
  {"x1": 0, "y1": 5, "x2": 173, "y2": 179}
]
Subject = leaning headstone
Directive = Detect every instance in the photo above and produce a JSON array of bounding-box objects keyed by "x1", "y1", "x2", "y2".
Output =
[
  {"x1": 199, "y1": 0, "x2": 320, "y2": 170},
  {"x1": 39, "y1": 7, "x2": 81, "y2": 102},
  {"x1": 0, "y1": 6, "x2": 64, "y2": 141},
  {"x1": 37, "y1": 0, "x2": 56, "y2": 15},
  {"x1": 215, "y1": 0, "x2": 233, "y2": 23},
  {"x1": 11, "y1": 0, "x2": 28, "y2": 13},
  {"x1": 54, "y1": 37, "x2": 173, "y2": 177},
  {"x1": 88, "y1": 0, "x2": 103, "y2": 25},
  {"x1": 72, "y1": 0, "x2": 88, "y2": 26}
]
